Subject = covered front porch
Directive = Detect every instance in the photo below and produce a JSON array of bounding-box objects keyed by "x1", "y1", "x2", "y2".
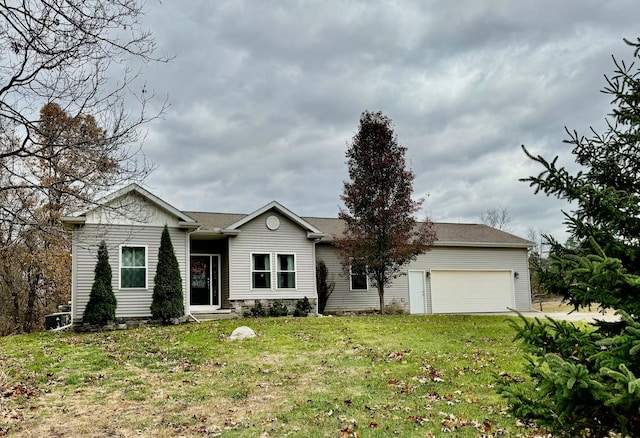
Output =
[{"x1": 188, "y1": 235, "x2": 234, "y2": 319}]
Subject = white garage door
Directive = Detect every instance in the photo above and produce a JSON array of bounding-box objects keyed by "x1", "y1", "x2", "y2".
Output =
[{"x1": 430, "y1": 270, "x2": 514, "y2": 313}]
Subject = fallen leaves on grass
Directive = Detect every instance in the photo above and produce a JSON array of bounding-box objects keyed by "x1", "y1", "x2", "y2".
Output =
[
  {"x1": 437, "y1": 412, "x2": 508, "y2": 435},
  {"x1": 339, "y1": 424, "x2": 360, "y2": 437},
  {"x1": 418, "y1": 364, "x2": 445, "y2": 382},
  {"x1": 1, "y1": 383, "x2": 38, "y2": 400},
  {"x1": 407, "y1": 415, "x2": 429, "y2": 425},
  {"x1": 387, "y1": 379, "x2": 416, "y2": 394},
  {"x1": 497, "y1": 371, "x2": 525, "y2": 383}
]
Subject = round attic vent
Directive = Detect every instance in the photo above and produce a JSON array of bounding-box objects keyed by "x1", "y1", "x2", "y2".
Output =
[{"x1": 266, "y1": 215, "x2": 280, "y2": 230}]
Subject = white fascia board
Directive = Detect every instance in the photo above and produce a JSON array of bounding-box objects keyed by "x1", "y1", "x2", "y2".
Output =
[
  {"x1": 69, "y1": 183, "x2": 198, "y2": 225},
  {"x1": 226, "y1": 200, "x2": 323, "y2": 234}
]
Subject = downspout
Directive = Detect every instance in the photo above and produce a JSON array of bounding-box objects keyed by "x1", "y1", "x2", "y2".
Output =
[{"x1": 312, "y1": 237, "x2": 323, "y2": 315}]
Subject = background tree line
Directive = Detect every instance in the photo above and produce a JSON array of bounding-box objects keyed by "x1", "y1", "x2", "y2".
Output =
[{"x1": 0, "y1": 0, "x2": 166, "y2": 334}]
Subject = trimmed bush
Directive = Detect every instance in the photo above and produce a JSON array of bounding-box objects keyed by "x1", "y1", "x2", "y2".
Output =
[
  {"x1": 150, "y1": 225, "x2": 184, "y2": 324},
  {"x1": 244, "y1": 302, "x2": 267, "y2": 318},
  {"x1": 385, "y1": 300, "x2": 406, "y2": 315},
  {"x1": 293, "y1": 297, "x2": 312, "y2": 317},
  {"x1": 83, "y1": 241, "x2": 117, "y2": 325},
  {"x1": 268, "y1": 299, "x2": 288, "y2": 317}
]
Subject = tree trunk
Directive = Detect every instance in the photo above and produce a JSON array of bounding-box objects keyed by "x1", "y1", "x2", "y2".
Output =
[
  {"x1": 378, "y1": 284, "x2": 385, "y2": 314},
  {"x1": 11, "y1": 289, "x2": 21, "y2": 333},
  {"x1": 23, "y1": 267, "x2": 40, "y2": 332}
]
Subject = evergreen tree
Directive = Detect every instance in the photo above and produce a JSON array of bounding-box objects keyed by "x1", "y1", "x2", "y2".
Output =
[
  {"x1": 500, "y1": 39, "x2": 640, "y2": 436},
  {"x1": 336, "y1": 111, "x2": 436, "y2": 313},
  {"x1": 151, "y1": 226, "x2": 184, "y2": 323},
  {"x1": 83, "y1": 241, "x2": 116, "y2": 325},
  {"x1": 521, "y1": 38, "x2": 640, "y2": 316}
]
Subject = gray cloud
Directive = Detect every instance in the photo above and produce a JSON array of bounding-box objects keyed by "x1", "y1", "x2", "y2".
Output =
[{"x1": 134, "y1": 0, "x2": 640, "y2": 243}]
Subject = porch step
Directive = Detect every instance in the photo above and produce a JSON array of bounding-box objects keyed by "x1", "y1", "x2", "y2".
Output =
[{"x1": 190, "y1": 309, "x2": 239, "y2": 321}]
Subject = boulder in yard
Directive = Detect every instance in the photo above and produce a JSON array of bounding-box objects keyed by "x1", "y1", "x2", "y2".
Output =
[{"x1": 229, "y1": 326, "x2": 256, "y2": 340}]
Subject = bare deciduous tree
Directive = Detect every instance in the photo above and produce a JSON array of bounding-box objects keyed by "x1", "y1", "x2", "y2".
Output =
[
  {"x1": 480, "y1": 205, "x2": 512, "y2": 231},
  {"x1": 0, "y1": 0, "x2": 168, "y2": 227},
  {"x1": 0, "y1": 1, "x2": 169, "y2": 334}
]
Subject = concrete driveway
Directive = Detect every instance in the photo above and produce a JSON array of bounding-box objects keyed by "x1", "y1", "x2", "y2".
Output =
[{"x1": 512, "y1": 310, "x2": 620, "y2": 323}]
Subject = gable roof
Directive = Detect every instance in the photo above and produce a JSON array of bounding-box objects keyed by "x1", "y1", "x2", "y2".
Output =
[
  {"x1": 62, "y1": 183, "x2": 198, "y2": 227},
  {"x1": 185, "y1": 201, "x2": 325, "y2": 238},
  {"x1": 227, "y1": 201, "x2": 324, "y2": 235}
]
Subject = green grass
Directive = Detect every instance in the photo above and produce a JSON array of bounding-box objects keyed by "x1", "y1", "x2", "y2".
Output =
[{"x1": 0, "y1": 315, "x2": 546, "y2": 437}]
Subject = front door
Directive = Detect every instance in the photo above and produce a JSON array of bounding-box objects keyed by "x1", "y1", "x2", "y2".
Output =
[
  {"x1": 408, "y1": 270, "x2": 427, "y2": 314},
  {"x1": 190, "y1": 255, "x2": 220, "y2": 308}
]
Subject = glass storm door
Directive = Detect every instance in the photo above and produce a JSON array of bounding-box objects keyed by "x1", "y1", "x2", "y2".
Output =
[{"x1": 190, "y1": 255, "x2": 219, "y2": 307}]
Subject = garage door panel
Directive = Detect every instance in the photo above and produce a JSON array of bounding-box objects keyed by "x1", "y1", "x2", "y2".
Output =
[{"x1": 430, "y1": 270, "x2": 513, "y2": 313}]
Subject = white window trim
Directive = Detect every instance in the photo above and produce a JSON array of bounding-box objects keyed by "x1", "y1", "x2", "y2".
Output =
[
  {"x1": 349, "y1": 262, "x2": 368, "y2": 291},
  {"x1": 251, "y1": 252, "x2": 272, "y2": 290},
  {"x1": 276, "y1": 253, "x2": 297, "y2": 290},
  {"x1": 119, "y1": 245, "x2": 148, "y2": 290}
]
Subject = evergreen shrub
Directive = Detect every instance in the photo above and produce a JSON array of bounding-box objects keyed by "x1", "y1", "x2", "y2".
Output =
[
  {"x1": 83, "y1": 240, "x2": 117, "y2": 325},
  {"x1": 268, "y1": 299, "x2": 288, "y2": 317},
  {"x1": 150, "y1": 225, "x2": 184, "y2": 324},
  {"x1": 293, "y1": 297, "x2": 312, "y2": 317}
]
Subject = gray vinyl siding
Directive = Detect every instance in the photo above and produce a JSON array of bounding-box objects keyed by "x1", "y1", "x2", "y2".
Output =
[
  {"x1": 316, "y1": 243, "x2": 379, "y2": 312},
  {"x1": 318, "y1": 244, "x2": 531, "y2": 313},
  {"x1": 228, "y1": 211, "x2": 316, "y2": 300},
  {"x1": 71, "y1": 224, "x2": 189, "y2": 320}
]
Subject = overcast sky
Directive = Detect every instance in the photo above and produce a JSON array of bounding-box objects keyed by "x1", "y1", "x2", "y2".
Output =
[{"x1": 133, "y1": 1, "x2": 639, "y2": 243}]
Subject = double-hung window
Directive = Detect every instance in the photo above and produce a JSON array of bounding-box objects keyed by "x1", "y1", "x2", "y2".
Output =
[
  {"x1": 277, "y1": 254, "x2": 296, "y2": 289},
  {"x1": 350, "y1": 263, "x2": 368, "y2": 290},
  {"x1": 251, "y1": 253, "x2": 297, "y2": 289},
  {"x1": 252, "y1": 253, "x2": 271, "y2": 288},
  {"x1": 120, "y1": 246, "x2": 147, "y2": 289}
]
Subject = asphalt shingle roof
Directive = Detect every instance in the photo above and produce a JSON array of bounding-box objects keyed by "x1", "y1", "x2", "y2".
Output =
[{"x1": 184, "y1": 211, "x2": 532, "y2": 248}]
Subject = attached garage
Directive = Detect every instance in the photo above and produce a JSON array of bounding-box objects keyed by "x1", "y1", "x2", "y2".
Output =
[
  {"x1": 310, "y1": 220, "x2": 533, "y2": 315},
  {"x1": 429, "y1": 270, "x2": 514, "y2": 313}
]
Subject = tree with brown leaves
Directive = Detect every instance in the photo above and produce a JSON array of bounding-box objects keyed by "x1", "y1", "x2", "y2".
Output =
[
  {"x1": 0, "y1": 0, "x2": 167, "y2": 333},
  {"x1": 336, "y1": 111, "x2": 436, "y2": 314}
]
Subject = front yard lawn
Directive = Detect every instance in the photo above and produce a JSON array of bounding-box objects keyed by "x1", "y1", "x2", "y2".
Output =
[{"x1": 0, "y1": 315, "x2": 547, "y2": 437}]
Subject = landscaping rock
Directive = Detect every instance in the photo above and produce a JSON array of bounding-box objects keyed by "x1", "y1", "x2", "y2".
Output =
[{"x1": 229, "y1": 326, "x2": 256, "y2": 340}]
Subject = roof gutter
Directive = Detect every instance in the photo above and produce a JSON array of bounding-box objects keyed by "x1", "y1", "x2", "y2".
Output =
[
  {"x1": 432, "y1": 241, "x2": 533, "y2": 249},
  {"x1": 178, "y1": 221, "x2": 200, "y2": 230},
  {"x1": 61, "y1": 216, "x2": 86, "y2": 225}
]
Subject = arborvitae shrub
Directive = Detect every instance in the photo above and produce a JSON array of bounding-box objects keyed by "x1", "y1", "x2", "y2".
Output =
[
  {"x1": 83, "y1": 240, "x2": 117, "y2": 325},
  {"x1": 151, "y1": 225, "x2": 184, "y2": 323}
]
